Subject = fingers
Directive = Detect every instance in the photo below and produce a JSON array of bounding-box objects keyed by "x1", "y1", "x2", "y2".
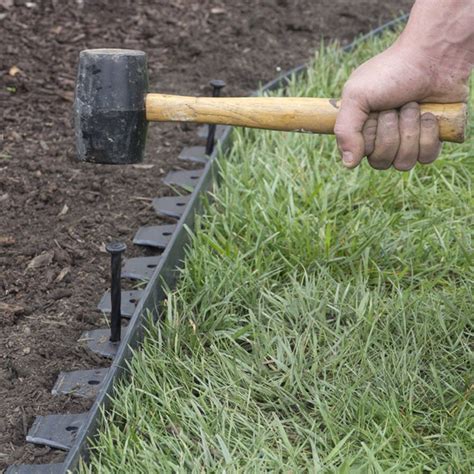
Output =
[
  {"x1": 363, "y1": 108, "x2": 441, "y2": 171},
  {"x1": 367, "y1": 110, "x2": 400, "y2": 169},
  {"x1": 334, "y1": 92, "x2": 369, "y2": 169},
  {"x1": 418, "y1": 113, "x2": 442, "y2": 164},
  {"x1": 336, "y1": 94, "x2": 442, "y2": 171},
  {"x1": 362, "y1": 113, "x2": 378, "y2": 157},
  {"x1": 393, "y1": 102, "x2": 420, "y2": 171}
]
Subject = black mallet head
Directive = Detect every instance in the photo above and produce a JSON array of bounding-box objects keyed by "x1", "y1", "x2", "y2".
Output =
[{"x1": 74, "y1": 49, "x2": 148, "y2": 164}]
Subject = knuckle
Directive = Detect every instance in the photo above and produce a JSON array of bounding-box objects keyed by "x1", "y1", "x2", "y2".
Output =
[
  {"x1": 364, "y1": 126, "x2": 377, "y2": 137},
  {"x1": 401, "y1": 108, "x2": 419, "y2": 122},
  {"x1": 363, "y1": 120, "x2": 377, "y2": 133},
  {"x1": 342, "y1": 81, "x2": 362, "y2": 97},
  {"x1": 401, "y1": 102, "x2": 420, "y2": 116},
  {"x1": 403, "y1": 132, "x2": 418, "y2": 141},
  {"x1": 333, "y1": 125, "x2": 349, "y2": 143},
  {"x1": 333, "y1": 123, "x2": 346, "y2": 136},
  {"x1": 380, "y1": 111, "x2": 398, "y2": 125},
  {"x1": 369, "y1": 136, "x2": 400, "y2": 167},
  {"x1": 378, "y1": 136, "x2": 400, "y2": 149}
]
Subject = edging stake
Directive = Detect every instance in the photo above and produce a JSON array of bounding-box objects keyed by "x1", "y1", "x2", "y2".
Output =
[
  {"x1": 205, "y1": 79, "x2": 226, "y2": 155},
  {"x1": 106, "y1": 241, "x2": 127, "y2": 343}
]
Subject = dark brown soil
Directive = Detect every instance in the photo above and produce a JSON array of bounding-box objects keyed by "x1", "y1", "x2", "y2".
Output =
[{"x1": 0, "y1": 0, "x2": 414, "y2": 470}]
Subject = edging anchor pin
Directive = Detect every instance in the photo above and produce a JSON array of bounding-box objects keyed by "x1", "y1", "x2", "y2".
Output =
[
  {"x1": 106, "y1": 241, "x2": 127, "y2": 343},
  {"x1": 205, "y1": 79, "x2": 226, "y2": 156}
]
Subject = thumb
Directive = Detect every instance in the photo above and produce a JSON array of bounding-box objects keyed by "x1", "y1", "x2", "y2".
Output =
[{"x1": 334, "y1": 94, "x2": 369, "y2": 169}]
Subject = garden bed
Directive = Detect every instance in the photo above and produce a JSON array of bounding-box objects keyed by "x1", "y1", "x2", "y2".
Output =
[
  {"x1": 0, "y1": 1, "x2": 415, "y2": 469},
  {"x1": 84, "y1": 30, "x2": 473, "y2": 472}
]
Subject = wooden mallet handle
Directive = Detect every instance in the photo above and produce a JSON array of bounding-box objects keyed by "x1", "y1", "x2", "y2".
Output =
[{"x1": 146, "y1": 95, "x2": 467, "y2": 143}]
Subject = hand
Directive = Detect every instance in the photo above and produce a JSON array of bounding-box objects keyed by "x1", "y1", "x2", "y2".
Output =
[{"x1": 334, "y1": 42, "x2": 470, "y2": 171}]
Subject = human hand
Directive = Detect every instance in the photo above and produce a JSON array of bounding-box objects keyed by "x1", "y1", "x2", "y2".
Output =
[{"x1": 334, "y1": 42, "x2": 470, "y2": 171}]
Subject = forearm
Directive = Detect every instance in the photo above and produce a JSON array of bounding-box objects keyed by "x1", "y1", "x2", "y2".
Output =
[{"x1": 397, "y1": 0, "x2": 474, "y2": 77}]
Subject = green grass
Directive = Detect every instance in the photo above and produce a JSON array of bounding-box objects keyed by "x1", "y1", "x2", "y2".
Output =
[{"x1": 83, "y1": 30, "x2": 474, "y2": 473}]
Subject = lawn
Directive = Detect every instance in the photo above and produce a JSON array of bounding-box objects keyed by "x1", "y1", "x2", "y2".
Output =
[{"x1": 83, "y1": 29, "x2": 473, "y2": 473}]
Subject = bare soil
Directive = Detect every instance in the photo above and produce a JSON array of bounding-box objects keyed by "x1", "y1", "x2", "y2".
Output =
[{"x1": 0, "y1": 0, "x2": 413, "y2": 469}]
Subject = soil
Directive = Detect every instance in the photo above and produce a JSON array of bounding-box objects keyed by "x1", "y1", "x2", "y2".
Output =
[{"x1": 0, "y1": 0, "x2": 414, "y2": 470}]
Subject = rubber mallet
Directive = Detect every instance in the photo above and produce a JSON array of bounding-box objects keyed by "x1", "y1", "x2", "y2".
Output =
[{"x1": 74, "y1": 49, "x2": 468, "y2": 164}]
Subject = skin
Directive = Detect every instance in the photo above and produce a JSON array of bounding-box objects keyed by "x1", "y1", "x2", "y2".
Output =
[{"x1": 335, "y1": 0, "x2": 474, "y2": 171}]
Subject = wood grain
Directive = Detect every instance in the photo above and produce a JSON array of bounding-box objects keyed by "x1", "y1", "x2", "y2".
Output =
[{"x1": 146, "y1": 95, "x2": 467, "y2": 143}]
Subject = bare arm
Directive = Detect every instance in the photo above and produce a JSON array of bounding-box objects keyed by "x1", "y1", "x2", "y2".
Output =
[{"x1": 335, "y1": 0, "x2": 474, "y2": 171}]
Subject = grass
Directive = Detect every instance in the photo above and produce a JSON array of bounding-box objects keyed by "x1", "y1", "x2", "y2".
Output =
[{"x1": 83, "y1": 29, "x2": 474, "y2": 473}]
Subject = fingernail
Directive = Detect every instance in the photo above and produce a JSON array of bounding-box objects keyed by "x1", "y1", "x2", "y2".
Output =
[
  {"x1": 421, "y1": 113, "x2": 436, "y2": 127},
  {"x1": 342, "y1": 151, "x2": 354, "y2": 166}
]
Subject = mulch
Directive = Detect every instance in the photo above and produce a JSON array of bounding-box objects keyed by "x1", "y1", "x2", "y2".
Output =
[{"x1": 0, "y1": 0, "x2": 413, "y2": 469}]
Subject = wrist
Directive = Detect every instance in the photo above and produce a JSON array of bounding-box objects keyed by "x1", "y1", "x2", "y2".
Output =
[
  {"x1": 397, "y1": 0, "x2": 474, "y2": 78},
  {"x1": 395, "y1": 35, "x2": 472, "y2": 85}
]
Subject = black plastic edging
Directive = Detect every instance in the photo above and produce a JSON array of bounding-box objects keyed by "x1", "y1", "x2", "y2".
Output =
[{"x1": 59, "y1": 13, "x2": 408, "y2": 473}]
